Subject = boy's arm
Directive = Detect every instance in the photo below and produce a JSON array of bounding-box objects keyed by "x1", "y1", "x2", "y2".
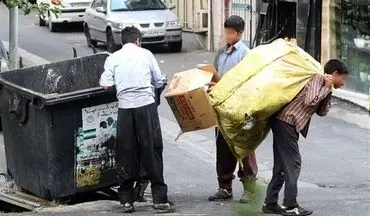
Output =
[
  {"x1": 100, "y1": 57, "x2": 115, "y2": 90},
  {"x1": 304, "y1": 75, "x2": 332, "y2": 107},
  {"x1": 316, "y1": 93, "x2": 332, "y2": 116},
  {"x1": 149, "y1": 51, "x2": 167, "y2": 89}
]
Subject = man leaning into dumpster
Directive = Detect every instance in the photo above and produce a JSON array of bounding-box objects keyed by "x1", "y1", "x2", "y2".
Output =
[
  {"x1": 207, "y1": 15, "x2": 258, "y2": 203},
  {"x1": 262, "y1": 59, "x2": 349, "y2": 216},
  {"x1": 99, "y1": 26, "x2": 175, "y2": 214}
]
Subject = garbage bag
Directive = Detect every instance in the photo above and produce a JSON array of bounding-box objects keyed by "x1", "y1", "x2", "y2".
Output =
[{"x1": 209, "y1": 39, "x2": 323, "y2": 160}]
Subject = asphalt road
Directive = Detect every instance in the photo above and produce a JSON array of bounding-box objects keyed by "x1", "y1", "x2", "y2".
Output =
[{"x1": 1, "y1": 5, "x2": 370, "y2": 216}]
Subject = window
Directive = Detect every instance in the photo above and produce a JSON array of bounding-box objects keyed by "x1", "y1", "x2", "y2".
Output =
[
  {"x1": 91, "y1": 0, "x2": 102, "y2": 8},
  {"x1": 102, "y1": 0, "x2": 107, "y2": 9},
  {"x1": 329, "y1": 0, "x2": 370, "y2": 94},
  {"x1": 111, "y1": 0, "x2": 166, "y2": 12}
]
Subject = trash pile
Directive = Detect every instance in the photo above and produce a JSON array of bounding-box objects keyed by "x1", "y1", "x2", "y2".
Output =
[
  {"x1": 209, "y1": 39, "x2": 324, "y2": 160},
  {"x1": 0, "y1": 172, "x2": 16, "y2": 194}
]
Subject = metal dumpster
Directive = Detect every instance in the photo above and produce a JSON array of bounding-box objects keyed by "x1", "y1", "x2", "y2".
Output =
[{"x1": 0, "y1": 53, "x2": 119, "y2": 201}]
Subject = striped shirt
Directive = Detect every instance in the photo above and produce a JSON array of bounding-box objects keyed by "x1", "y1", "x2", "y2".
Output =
[{"x1": 277, "y1": 75, "x2": 332, "y2": 138}]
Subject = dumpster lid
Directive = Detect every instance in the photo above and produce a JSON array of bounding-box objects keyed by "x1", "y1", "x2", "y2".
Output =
[{"x1": 0, "y1": 53, "x2": 111, "y2": 106}]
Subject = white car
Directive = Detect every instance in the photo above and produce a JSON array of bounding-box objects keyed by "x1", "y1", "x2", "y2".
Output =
[
  {"x1": 38, "y1": 0, "x2": 92, "y2": 32},
  {"x1": 84, "y1": 0, "x2": 182, "y2": 53}
]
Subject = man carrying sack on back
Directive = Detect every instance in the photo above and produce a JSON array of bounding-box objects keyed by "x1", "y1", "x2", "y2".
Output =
[
  {"x1": 207, "y1": 15, "x2": 258, "y2": 203},
  {"x1": 262, "y1": 59, "x2": 349, "y2": 216}
]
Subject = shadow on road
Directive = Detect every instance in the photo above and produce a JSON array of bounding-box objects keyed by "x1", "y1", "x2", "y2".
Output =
[{"x1": 48, "y1": 23, "x2": 84, "y2": 33}]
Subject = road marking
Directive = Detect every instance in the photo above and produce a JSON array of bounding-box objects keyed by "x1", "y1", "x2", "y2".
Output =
[{"x1": 7, "y1": 45, "x2": 319, "y2": 189}]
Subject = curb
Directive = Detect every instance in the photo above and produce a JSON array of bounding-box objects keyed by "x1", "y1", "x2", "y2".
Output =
[
  {"x1": 3, "y1": 41, "x2": 50, "y2": 66},
  {"x1": 333, "y1": 89, "x2": 369, "y2": 111}
]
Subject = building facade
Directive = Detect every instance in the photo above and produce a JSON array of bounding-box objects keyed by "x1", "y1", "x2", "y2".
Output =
[
  {"x1": 168, "y1": 0, "x2": 369, "y2": 108},
  {"x1": 322, "y1": 0, "x2": 369, "y2": 108}
]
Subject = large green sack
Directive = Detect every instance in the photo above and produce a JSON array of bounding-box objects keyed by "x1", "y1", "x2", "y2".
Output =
[{"x1": 209, "y1": 39, "x2": 323, "y2": 160}]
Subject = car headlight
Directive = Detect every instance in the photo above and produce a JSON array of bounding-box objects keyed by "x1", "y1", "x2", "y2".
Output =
[
  {"x1": 166, "y1": 20, "x2": 181, "y2": 28},
  {"x1": 111, "y1": 22, "x2": 133, "y2": 30}
]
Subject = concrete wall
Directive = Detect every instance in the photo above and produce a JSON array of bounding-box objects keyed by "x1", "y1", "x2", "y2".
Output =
[
  {"x1": 178, "y1": 0, "x2": 229, "y2": 51},
  {"x1": 182, "y1": 32, "x2": 208, "y2": 50},
  {"x1": 166, "y1": 0, "x2": 211, "y2": 50},
  {"x1": 211, "y1": 0, "x2": 227, "y2": 50},
  {"x1": 167, "y1": 0, "x2": 208, "y2": 32}
]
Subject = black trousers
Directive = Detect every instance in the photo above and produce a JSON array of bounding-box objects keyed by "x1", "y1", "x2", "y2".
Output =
[
  {"x1": 216, "y1": 129, "x2": 258, "y2": 191},
  {"x1": 116, "y1": 103, "x2": 168, "y2": 204},
  {"x1": 265, "y1": 118, "x2": 301, "y2": 208}
]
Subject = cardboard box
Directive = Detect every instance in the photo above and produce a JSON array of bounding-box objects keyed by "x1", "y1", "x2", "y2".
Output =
[{"x1": 165, "y1": 65, "x2": 219, "y2": 133}]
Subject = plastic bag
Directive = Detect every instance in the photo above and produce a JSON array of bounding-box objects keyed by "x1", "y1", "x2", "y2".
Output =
[{"x1": 209, "y1": 39, "x2": 323, "y2": 160}]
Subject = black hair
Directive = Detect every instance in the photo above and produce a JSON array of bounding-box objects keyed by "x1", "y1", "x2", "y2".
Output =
[
  {"x1": 121, "y1": 26, "x2": 142, "y2": 45},
  {"x1": 324, "y1": 59, "x2": 349, "y2": 75},
  {"x1": 224, "y1": 15, "x2": 245, "y2": 32}
]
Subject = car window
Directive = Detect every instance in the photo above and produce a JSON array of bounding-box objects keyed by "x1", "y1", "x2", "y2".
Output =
[
  {"x1": 111, "y1": 0, "x2": 166, "y2": 11},
  {"x1": 102, "y1": 0, "x2": 107, "y2": 9},
  {"x1": 91, "y1": 0, "x2": 102, "y2": 8}
]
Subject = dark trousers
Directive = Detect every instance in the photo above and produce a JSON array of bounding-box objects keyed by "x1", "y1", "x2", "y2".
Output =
[
  {"x1": 216, "y1": 129, "x2": 258, "y2": 191},
  {"x1": 116, "y1": 103, "x2": 168, "y2": 204},
  {"x1": 265, "y1": 118, "x2": 301, "y2": 207}
]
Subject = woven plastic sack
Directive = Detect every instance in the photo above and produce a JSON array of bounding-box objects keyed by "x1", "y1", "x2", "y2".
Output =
[{"x1": 209, "y1": 39, "x2": 323, "y2": 160}]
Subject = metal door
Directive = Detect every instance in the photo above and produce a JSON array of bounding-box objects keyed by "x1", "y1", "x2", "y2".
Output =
[{"x1": 230, "y1": 0, "x2": 258, "y2": 48}]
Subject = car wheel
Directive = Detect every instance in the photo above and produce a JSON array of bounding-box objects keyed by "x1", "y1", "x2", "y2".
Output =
[
  {"x1": 39, "y1": 16, "x2": 46, "y2": 26},
  {"x1": 48, "y1": 20, "x2": 57, "y2": 32},
  {"x1": 84, "y1": 26, "x2": 98, "y2": 47},
  {"x1": 168, "y1": 41, "x2": 182, "y2": 53},
  {"x1": 106, "y1": 29, "x2": 119, "y2": 53}
]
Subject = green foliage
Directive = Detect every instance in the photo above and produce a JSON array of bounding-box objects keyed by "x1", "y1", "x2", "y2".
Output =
[{"x1": 1, "y1": 0, "x2": 60, "y2": 18}]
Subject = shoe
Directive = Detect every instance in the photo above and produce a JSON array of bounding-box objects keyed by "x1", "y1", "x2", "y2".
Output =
[
  {"x1": 239, "y1": 191, "x2": 256, "y2": 203},
  {"x1": 240, "y1": 178, "x2": 256, "y2": 204},
  {"x1": 123, "y1": 203, "x2": 135, "y2": 213},
  {"x1": 153, "y1": 201, "x2": 176, "y2": 213},
  {"x1": 282, "y1": 205, "x2": 313, "y2": 216},
  {"x1": 208, "y1": 188, "x2": 233, "y2": 201},
  {"x1": 262, "y1": 203, "x2": 285, "y2": 214}
]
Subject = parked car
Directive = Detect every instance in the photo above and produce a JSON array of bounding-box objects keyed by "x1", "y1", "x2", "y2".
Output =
[
  {"x1": 37, "y1": 0, "x2": 92, "y2": 32},
  {"x1": 84, "y1": 0, "x2": 182, "y2": 53}
]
